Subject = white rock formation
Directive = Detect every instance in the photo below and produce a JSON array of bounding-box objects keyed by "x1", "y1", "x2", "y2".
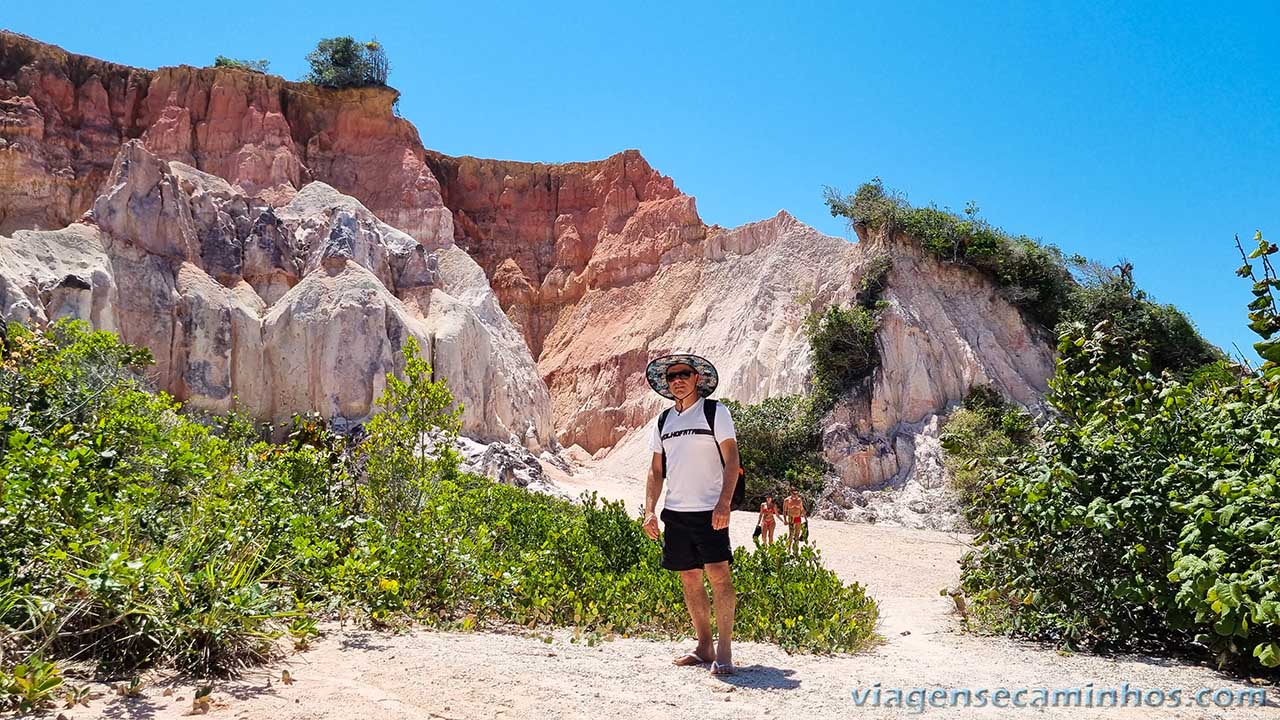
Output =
[
  {"x1": 590, "y1": 213, "x2": 1054, "y2": 499},
  {"x1": 0, "y1": 141, "x2": 555, "y2": 447}
]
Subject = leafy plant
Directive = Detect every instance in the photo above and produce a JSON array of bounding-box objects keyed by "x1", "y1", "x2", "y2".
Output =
[
  {"x1": 825, "y1": 179, "x2": 1076, "y2": 329},
  {"x1": 303, "y1": 37, "x2": 390, "y2": 88},
  {"x1": 722, "y1": 395, "x2": 829, "y2": 507},
  {"x1": 0, "y1": 656, "x2": 64, "y2": 713},
  {"x1": 804, "y1": 302, "x2": 884, "y2": 412},
  {"x1": 1060, "y1": 258, "x2": 1223, "y2": 375},
  {"x1": 1235, "y1": 230, "x2": 1280, "y2": 369},
  {"x1": 359, "y1": 336, "x2": 462, "y2": 534},
  {"x1": 939, "y1": 386, "x2": 1037, "y2": 502},
  {"x1": 958, "y1": 247, "x2": 1280, "y2": 675}
]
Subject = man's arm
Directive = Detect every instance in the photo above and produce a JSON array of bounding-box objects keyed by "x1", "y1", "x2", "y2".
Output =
[
  {"x1": 642, "y1": 452, "x2": 664, "y2": 539},
  {"x1": 645, "y1": 452, "x2": 664, "y2": 517}
]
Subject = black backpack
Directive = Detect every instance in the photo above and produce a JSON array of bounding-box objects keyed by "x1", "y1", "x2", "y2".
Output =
[{"x1": 658, "y1": 399, "x2": 746, "y2": 510}]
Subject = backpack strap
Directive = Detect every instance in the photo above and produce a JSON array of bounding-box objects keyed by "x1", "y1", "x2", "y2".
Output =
[
  {"x1": 702, "y1": 399, "x2": 725, "y2": 468},
  {"x1": 658, "y1": 408, "x2": 672, "y2": 478}
]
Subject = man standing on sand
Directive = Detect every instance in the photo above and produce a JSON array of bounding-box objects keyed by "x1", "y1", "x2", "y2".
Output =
[
  {"x1": 783, "y1": 487, "x2": 807, "y2": 554},
  {"x1": 640, "y1": 353, "x2": 741, "y2": 676}
]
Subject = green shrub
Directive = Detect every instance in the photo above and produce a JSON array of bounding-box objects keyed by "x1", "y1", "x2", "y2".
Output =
[
  {"x1": 959, "y1": 316, "x2": 1280, "y2": 674},
  {"x1": 213, "y1": 56, "x2": 270, "y2": 73},
  {"x1": 360, "y1": 335, "x2": 462, "y2": 534},
  {"x1": 730, "y1": 540, "x2": 880, "y2": 652},
  {"x1": 0, "y1": 655, "x2": 70, "y2": 713},
  {"x1": 939, "y1": 386, "x2": 1037, "y2": 502},
  {"x1": 1060, "y1": 260, "x2": 1223, "y2": 375},
  {"x1": 804, "y1": 302, "x2": 884, "y2": 412},
  {"x1": 303, "y1": 37, "x2": 390, "y2": 88},
  {"x1": 1, "y1": 320, "x2": 880, "y2": 682},
  {"x1": 825, "y1": 179, "x2": 1225, "y2": 367},
  {"x1": 855, "y1": 251, "x2": 892, "y2": 309},
  {"x1": 1187, "y1": 360, "x2": 1244, "y2": 392},
  {"x1": 721, "y1": 395, "x2": 829, "y2": 507}
]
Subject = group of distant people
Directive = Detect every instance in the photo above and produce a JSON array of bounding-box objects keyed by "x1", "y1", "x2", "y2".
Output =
[{"x1": 755, "y1": 488, "x2": 808, "y2": 553}]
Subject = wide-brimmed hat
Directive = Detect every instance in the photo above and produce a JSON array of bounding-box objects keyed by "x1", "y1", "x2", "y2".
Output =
[{"x1": 646, "y1": 353, "x2": 719, "y2": 400}]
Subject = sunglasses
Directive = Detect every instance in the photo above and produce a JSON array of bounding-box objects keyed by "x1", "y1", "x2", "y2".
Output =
[{"x1": 665, "y1": 369, "x2": 696, "y2": 382}]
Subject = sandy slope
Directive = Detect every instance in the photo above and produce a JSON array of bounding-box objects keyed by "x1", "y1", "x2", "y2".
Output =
[{"x1": 54, "y1": 466, "x2": 1278, "y2": 720}]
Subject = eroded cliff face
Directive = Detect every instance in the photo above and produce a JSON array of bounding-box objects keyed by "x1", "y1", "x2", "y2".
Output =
[
  {"x1": 0, "y1": 32, "x2": 150, "y2": 234},
  {"x1": 0, "y1": 32, "x2": 1059, "y2": 494},
  {"x1": 590, "y1": 218, "x2": 1056, "y2": 494},
  {"x1": 0, "y1": 31, "x2": 451, "y2": 247},
  {"x1": 0, "y1": 32, "x2": 549, "y2": 446},
  {"x1": 0, "y1": 140, "x2": 554, "y2": 447},
  {"x1": 820, "y1": 224, "x2": 1056, "y2": 489},
  {"x1": 422, "y1": 151, "x2": 1056, "y2": 488},
  {"x1": 423, "y1": 150, "x2": 704, "y2": 359}
]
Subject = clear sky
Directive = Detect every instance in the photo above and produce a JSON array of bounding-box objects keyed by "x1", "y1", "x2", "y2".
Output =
[{"x1": 7, "y1": 1, "x2": 1278, "y2": 362}]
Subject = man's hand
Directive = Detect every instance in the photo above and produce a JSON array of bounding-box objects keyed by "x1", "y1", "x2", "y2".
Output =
[
  {"x1": 642, "y1": 511, "x2": 660, "y2": 540},
  {"x1": 712, "y1": 501, "x2": 731, "y2": 530}
]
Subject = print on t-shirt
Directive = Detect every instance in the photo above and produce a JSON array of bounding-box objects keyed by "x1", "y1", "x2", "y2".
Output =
[{"x1": 649, "y1": 398, "x2": 737, "y2": 512}]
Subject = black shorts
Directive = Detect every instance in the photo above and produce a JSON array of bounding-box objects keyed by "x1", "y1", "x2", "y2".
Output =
[{"x1": 660, "y1": 508, "x2": 733, "y2": 571}]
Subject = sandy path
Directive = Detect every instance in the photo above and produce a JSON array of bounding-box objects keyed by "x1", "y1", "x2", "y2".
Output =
[{"x1": 56, "y1": 468, "x2": 1278, "y2": 719}]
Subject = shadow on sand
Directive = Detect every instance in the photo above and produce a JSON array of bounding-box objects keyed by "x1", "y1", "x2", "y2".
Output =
[{"x1": 711, "y1": 664, "x2": 801, "y2": 690}]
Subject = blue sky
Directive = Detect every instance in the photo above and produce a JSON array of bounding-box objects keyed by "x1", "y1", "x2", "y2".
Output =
[{"x1": 8, "y1": 2, "x2": 1279, "y2": 362}]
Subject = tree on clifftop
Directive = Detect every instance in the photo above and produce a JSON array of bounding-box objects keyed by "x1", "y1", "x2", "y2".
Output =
[{"x1": 303, "y1": 36, "x2": 390, "y2": 88}]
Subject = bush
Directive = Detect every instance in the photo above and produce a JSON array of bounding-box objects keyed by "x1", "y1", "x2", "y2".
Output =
[
  {"x1": 1, "y1": 320, "x2": 880, "y2": 685},
  {"x1": 804, "y1": 302, "x2": 884, "y2": 412},
  {"x1": 360, "y1": 335, "x2": 462, "y2": 534},
  {"x1": 854, "y1": 251, "x2": 892, "y2": 309},
  {"x1": 825, "y1": 179, "x2": 1076, "y2": 329},
  {"x1": 721, "y1": 395, "x2": 829, "y2": 507},
  {"x1": 959, "y1": 317, "x2": 1280, "y2": 674},
  {"x1": 939, "y1": 386, "x2": 1037, "y2": 502},
  {"x1": 213, "y1": 56, "x2": 270, "y2": 73},
  {"x1": 1235, "y1": 230, "x2": 1280, "y2": 369},
  {"x1": 1060, "y1": 260, "x2": 1223, "y2": 375},
  {"x1": 303, "y1": 37, "x2": 390, "y2": 88},
  {"x1": 825, "y1": 179, "x2": 1226, "y2": 366}
]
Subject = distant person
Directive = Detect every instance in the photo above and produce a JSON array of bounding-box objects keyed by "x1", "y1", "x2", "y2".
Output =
[
  {"x1": 640, "y1": 353, "x2": 741, "y2": 676},
  {"x1": 758, "y1": 494, "x2": 780, "y2": 545},
  {"x1": 782, "y1": 487, "x2": 806, "y2": 554}
]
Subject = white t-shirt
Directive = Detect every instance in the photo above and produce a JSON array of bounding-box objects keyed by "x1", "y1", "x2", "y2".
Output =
[{"x1": 649, "y1": 397, "x2": 737, "y2": 512}]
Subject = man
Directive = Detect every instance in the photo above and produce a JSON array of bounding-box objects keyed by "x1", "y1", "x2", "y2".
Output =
[
  {"x1": 782, "y1": 487, "x2": 807, "y2": 554},
  {"x1": 640, "y1": 353, "x2": 741, "y2": 676}
]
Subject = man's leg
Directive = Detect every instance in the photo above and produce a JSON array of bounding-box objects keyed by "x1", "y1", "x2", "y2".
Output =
[
  {"x1": 678, "y1": 568, "x2": 714, "y2": 660},
  {"x1": 703, "y1": 560, "x2": 735, "y2": 667}
]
